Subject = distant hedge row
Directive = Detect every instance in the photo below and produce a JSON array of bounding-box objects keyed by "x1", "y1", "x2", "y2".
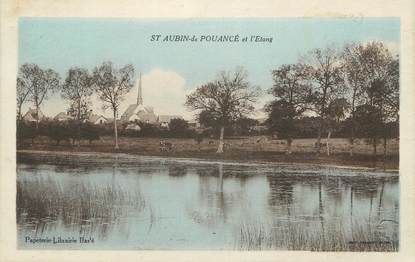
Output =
[
  {"x1": 17, "y1": 120, "x2": 102, "y2": 145},
  {"x1": 16, "y1": 119, "x2": 201, "y2": 145}
]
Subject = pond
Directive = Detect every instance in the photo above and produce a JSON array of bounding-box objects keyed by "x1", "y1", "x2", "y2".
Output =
[{"x1": 16, "y1": 155, "x2": 399, "y2": 251}]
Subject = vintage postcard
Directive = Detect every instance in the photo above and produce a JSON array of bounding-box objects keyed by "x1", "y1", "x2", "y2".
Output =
[{"x1": 1, "y1": 0, "x2": 415, "y2": 261}]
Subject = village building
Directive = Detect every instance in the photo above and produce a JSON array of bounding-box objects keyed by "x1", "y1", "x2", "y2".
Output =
[
  {"x1": 87, "y1": 113, "x2": 108, "y2": 125},
  {"x1": 158, "y1": 115, "x2": 183, "y2": 128},
  {"x1": 120, "y1": 73, "x2": 183, "y2": 127},
  {"x1": 23, "y1": 108, "x2": 45, "y2": 123},
  {"x1": 54, "y1": 112, "x2": 73, "y2": 122},
  {"x1": 125, "y1": 122, "x2": 141, "y2": 131},
  {"x1": 120, "y1": 104, "x2": 158, "y2": 123},
  {"x1": 54, "y1": 111, "x2": 107, "y2": 125},
  {"x1": 187, "y1": 120, "x2": 202, "y2": 129},
  {"x1": 251, "y1": 117, "x2": 269, "y2": 135}
]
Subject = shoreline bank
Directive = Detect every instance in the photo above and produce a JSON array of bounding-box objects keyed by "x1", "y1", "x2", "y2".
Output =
[{"x1": 16, "y1": 149, "x2": 399, "y2": 173}]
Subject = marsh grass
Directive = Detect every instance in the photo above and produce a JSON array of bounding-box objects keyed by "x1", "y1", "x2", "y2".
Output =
[
  {"x1": 17, "y1": 176, "x2": 146, "y2": 237},
  {"x1": 237, "y1": 218, "x2": 398, "y2": 251}
]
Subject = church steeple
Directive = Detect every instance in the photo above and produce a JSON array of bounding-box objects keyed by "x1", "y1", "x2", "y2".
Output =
[{"x1": 137, "y1": 72, "x2": 143, "y2": 105}]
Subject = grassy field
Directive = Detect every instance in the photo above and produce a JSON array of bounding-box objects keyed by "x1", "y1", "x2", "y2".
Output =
[{"x1": 18, "y1": 136, "x2": 399, "y2": 169}]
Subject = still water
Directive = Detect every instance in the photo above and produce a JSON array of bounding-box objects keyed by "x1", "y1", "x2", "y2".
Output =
[{"x1": 17, "y1": 156, "x2": 399, "y2": 250}]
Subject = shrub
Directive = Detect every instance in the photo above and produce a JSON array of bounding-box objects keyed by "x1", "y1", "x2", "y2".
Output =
[
  {"x1": 45, "y1": 121, "x2": 74, "y2": 145},
  {"x1": 16, "y1": 121, "x2": 38, "y2": 144},
  {"x1": 81, "y1": 123, "x2": 101, "y2": 144}
]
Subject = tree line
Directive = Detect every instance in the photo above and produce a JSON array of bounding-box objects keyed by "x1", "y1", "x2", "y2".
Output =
[
  {"x1": 185, "y1": 41, "x2": 399, "y2": 156},
  {"x1": 17, "y1": 118, "x2": 198, "y2": 146},
  {"x1": 17, "y1": 62, "x2": 135, "y2": 149}
]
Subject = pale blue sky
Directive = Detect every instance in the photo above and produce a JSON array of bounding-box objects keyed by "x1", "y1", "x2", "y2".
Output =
[{"x1": 19, "y1": 18, "x2": 400, "y2": 118}]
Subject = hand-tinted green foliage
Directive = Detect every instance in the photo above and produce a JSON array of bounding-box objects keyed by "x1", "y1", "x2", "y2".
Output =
[
  {"x1": 199, "y1": 111, "x2": 258, "y2": 137},
  {"x1": 353, "y1": 104, "x2": 382, "y2": 138},
  {"x1": 17, "y1": 120, "x2": 101, "y2": 146},
  {"x1": 17, "y1": 64, "x2": 60, "y2": 128},
  {"x1": 293, "y1": 117, "x2": 320, "y2": 138},
  {"x1": 61, "y1": 67, "x2": 93, "y2": 122},
  {"x1": 194, "y1": 133, "x2": 204, "y2": 144},
  {"x1": 168, "y1": 118, "x2": 189, "y2": 137},
  {"x1": 266, "y1": 100, "x2": 301, "y2": 140},
  {"x1": 198, "y1": 110, "x2": 221, "y2": 129},
  {"x1": 16, "y1": 121, "x2": 38, "y2": 145},
  {"x1": 139, "y1": 123, "x2": 161, "y2": 137},
  {"x1": 233, "y1": 117, "x2": 259, "y2": 136},
  {"x1": 45, "y1": 121, "x2": 75, "y2": 145},
  {"x1": 80, "y1": 123, "x2": 101, "y2": 144}
]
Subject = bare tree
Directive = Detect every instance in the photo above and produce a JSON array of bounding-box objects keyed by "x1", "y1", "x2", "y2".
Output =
[
  {"x1": 324, "y1": 98, "x2": 350, "y2": 156},
  {"x1": 304, "y1": 47, "x2": 345, "y2": 154},
  {"x1": 342, "y1": 43, "x2": 366, "y2": 156},
  {"x1": 385, "y1": 57, "x2": 399, "y2": 120},
  {"x1": 16, "y1": 78, "x2": 30, "y2": 121},
  {"x1": 61, "y1": 67, "x2": 94, "y2": 146},
  {"x1": 92, "y1": 62, "x2": 135, "y2": 149},
  {"x1": 185, "y1": 68, "x2": 260, "y2": 153},
  {"x1": 18, "y1": 64, "x2": 60, "y2": 128}
]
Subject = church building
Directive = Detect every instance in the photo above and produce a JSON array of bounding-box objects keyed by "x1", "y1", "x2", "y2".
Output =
[{"x1": 120, "y1": 73, "x2": 158, "y2": 124}]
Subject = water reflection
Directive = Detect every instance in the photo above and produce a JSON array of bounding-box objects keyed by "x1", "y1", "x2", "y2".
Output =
[
  {"x1": 168, "y1": 164, "x2": 187, "y2": 177},
  {"x1": 17, "y1": 160, "x2": 399, "y2": 251},
  {"x1": 189, "y1": 164, "x2": 229, "y2": 226},
  {"x1": 267, "y1": 174, "x2": 294, "y2": 210}
]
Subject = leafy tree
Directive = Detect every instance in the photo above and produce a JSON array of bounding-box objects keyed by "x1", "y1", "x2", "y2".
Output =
[
  {"x1": 194, "y1": 133, "x2": 204, "y2": 150},
  {"x1": 169, "y1": 118, "x2": 189, "y2": 137},
  {"x1": 385, "y1": 57, "x2": 399, "y2": 120},
  {"x1": 358, "y1": 42, "x2": 398, "y2": 157},
  {"x1": 293, "y1": 116, "x2": 320, "y2": 138},
  {"x1": 343, "y1": 41, "x2": 398, "y2": 157},
  {"x1": 46, "y1": 121, "x2": 73, "y2": 145},
  {"x1": 81, "y1": 123, "x2": 101, "y2": 144},
  {"x1": 139, "y1": 122, "x2": 160, "y2": 137},
  {"x1": 266, "y1": 100, "x2": 299, "y2": 154},
  {"x1": 267, "y1": 63, "x2": 312, "y2": 154},
  {"x1": 198, "y1": 110, "x2": 220, "y2": 129},
  {"x1": 198, "y1": 112, "x2": 257, "y2": 136},
  {"x1": 185, "y1": 68, "x2": 260, "y2": 153},
  {"x1": 61, "y1": 67, "x2": 94, "y2": 146},
  {"x1": 233, "y1": 117, "x2": 259, "y2": 136},
  {"x1": 16, "y1": 121, "x2": 37, "y2": 145},
  {"x1": 354, "y1": 104, "x2": 383, "y2": 155},
  {"x1": 92, "y1": 62, "x2": 135, "y2": 149}
]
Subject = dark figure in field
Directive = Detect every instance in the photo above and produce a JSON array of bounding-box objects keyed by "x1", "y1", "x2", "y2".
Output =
[
  {"x1": 256, "y1": 136, "x2": 268, "y2": 143},
  {"x1": 160, "y1": 140, "x2": 173, "y2": 152},
  {"x1": 315, "y1": 142, "x2": 325, "y2": 149}
]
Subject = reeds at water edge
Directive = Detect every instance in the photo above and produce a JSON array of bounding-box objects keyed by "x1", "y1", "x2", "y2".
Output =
[
  {"x1": 17, "y1": 176, "x2": 146, "y2": 237},
  {"x1": 237, "y1": 218, "x2": 398, "y2": 251}
]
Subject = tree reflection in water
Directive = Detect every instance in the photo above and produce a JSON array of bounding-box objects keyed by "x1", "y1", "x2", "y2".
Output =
[
  {"x1": 187, "y1": 164, "x2": 228, "y2": 226},
  {"x1": 237, "y1": 173, "x2": 399, "y2": 251}
]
